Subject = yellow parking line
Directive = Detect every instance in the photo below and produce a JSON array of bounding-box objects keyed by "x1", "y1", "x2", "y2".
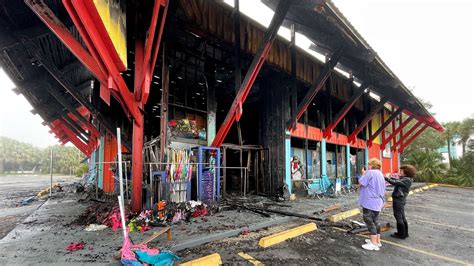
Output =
[
  {"x1": 180, "y1": 253, "x2": 222, "y2": 266},
  {"x1": 380, "y1": 238, "x2": 473, "y2": 266},
  {"x1": 409, "y1": 205, "x2": 474, "y2": 216},
  {"x1": 331, "y1": 227, "x2": 472, "y2": 265},
  {"x1": 409, "y1": 216, "x2": 474, "y2": 233},
  {"x1": 433, "y1": 183, "x2": 474, "y2": 189},
  {"x1": 238, "y1": 252, "x2": 264, "y2": 266},
  {"x1": 258, "y1": 223, "x2": 317, "y2": 248}
]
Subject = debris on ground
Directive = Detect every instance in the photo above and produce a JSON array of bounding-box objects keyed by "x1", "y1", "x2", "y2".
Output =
[
  {"x1": 240, "y1": 229, "x2": 251, "y2": 235},
  {"x1": 37, "y1": 183, "x2": 62, "y2": 197},
  {"x1": 314, "y1": 203, "x2": 342, "y2": 215},
  {"x1": 73, "y1": 202, "x2": 130, "y2": 230},
  {"x1": 84, "y1": 224, "x2": 108, "y2": 231},
  {"x1": 66, "y1": 241, "x2": 85, "y2": 252},
  {"x1": 21, "y1": 196, "x2": 36, "y2": 205}
]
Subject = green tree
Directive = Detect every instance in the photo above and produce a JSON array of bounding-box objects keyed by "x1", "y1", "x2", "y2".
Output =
[
  {"x1": 457, "y1": 117, "x2": 474, "y2": 157},
  {"x1": 0, "y1": 136, "x2": 86, "y2": 175},
  {"x1": 441, "y1": 121, "x2": 460, "y2": 168}
]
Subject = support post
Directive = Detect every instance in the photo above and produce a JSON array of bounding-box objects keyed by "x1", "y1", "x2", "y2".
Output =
[
  {"x1": 400, "y1": 124, "x2": 429, "y2": 152},
  {"x1": 346, "y1": 144, "x2": 351, "y2": 177},
  {"x1": 234, "y1": 0, "x2": 243, "y2": 146},
  {"x1": 49, "y1": 148, "x2": 53, "y2": 197},
  {"x1": 321, "y1": 139, "x2": 327, "y2": 177},
  {"x1": 287, "y1": 46, "x2": 345, "y2": 130},
  {"x1": 160, "y1": 47, "x2": 169, "y2": 163},
  {"x1": 212, "y1": 0, "x2": 293, "y2": 147},
  {"x1": 131, "y1": 115, "x2": 144, "y2": 212},
  {"x1": 364, "y1": 146, "x2": 369, "y2": 169},
  {"x1": 290, "y1": 23, "x2": 297, "y2": 130},
  {"x1": 98, "y1": 135, "x2": 105, "y2": 189},
  {"x1": 348, "y1": 99, "x2": 387, "y2": 143},
  {"x1": 285, "y1": 132, "x2": 292, "y2": 193}
]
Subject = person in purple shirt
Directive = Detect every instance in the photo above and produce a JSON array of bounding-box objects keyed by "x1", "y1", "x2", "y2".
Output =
[{"x1": 359, "y1": 158, "x2": 386, "y2": 251}]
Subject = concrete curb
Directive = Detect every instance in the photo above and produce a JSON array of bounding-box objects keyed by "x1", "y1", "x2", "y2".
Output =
[
  {"x1": 169, "y1": 216, "x2": 294, "y2": 252},
  {"x1": 180, "y1": 253, "x2": 222, "y2": 265},
  {"x1": 258, "y1": 222, "x2": 317, "y2": 248}
]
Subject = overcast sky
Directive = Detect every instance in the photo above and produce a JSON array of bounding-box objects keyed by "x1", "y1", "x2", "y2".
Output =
[{"x1": 1, "y1": 0, "x2": 473, "y2": 147}]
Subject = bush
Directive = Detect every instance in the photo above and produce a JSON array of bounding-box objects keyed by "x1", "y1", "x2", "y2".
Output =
[{"x1": 75, "y1": 164, "x2": 88, "y2": 177}]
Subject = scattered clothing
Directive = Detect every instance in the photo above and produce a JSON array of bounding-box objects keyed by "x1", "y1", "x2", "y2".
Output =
[{"x1": 66, "y1": 241, "x2": 85, "y2": 252}]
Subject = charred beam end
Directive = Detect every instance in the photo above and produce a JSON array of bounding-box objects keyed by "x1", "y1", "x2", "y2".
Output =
[
  {"x1": 367, "y1": 108, "x2": 403, "y2": 147},
  {"x1": 286, "y1": 44, "x2": 346, "y2": 130},
  {"x1": 323, "y1": 81, "x2": 368, "y2": 138},
  {"x1": 348, "y1": 98, "x2": 388, "y2": 143}
]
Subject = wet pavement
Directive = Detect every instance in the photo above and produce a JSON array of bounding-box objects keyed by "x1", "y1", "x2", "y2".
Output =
[
  {"x1": 1, "y1": 180, "x2": 472, "y2": 265},
  {"x1": 176, "y1": 186, "x2": 474, "y2": 265},
  {"x1": 0, "y1": 175, "x2": 79, "y2": 239}
]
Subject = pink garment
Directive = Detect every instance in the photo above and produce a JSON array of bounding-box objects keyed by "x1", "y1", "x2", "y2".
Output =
[{"x1": 121, "y1": 231, "x2": 160, "y2": 262}]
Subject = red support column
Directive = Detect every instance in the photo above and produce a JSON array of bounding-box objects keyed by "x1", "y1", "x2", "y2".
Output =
[
  {"x1": 391, "y1": 121, "x2": 422, "y2": 151},
  {"x1": 131, "y1": 114, "x2": 144, "y2": 212},
  {"x1": 400, "y1": 124, "x2": 429, "y2": 153},
  {"x1": 348, "y1": 99, "x2": 387, "y2": 143},
  {"x1": 381, "y1": 116, "x2": 413, "y2": 149},
  {"x1": 367, "y1": 108, "x2": 403, "y2": 147},
  {"x1": 212, "y1": 0, "x2": 293, "y2": 147}
]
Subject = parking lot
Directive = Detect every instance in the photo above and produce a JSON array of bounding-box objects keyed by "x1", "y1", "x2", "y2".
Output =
[{"x1": 178, "y1": 186, "x2": 474, "y2": 265}]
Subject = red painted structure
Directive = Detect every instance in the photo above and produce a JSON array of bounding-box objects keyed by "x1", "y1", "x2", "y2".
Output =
[{"x1": 28, "y1": 0, "x2": 169, "y2": 211}]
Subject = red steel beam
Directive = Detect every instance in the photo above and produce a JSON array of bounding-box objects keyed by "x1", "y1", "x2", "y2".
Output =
[
  {"x1": 367, "y1": 108, "x2": 403, "y2": 147},
  {"x1": 287, "y1": 46, "x2": 345, "y2": 131},
  {"x1": 51, "y1": 121, "x2": 89, "y2": 154},
  {"x1": 348, "y1": 99, "x2": 387, "y2": 143},
  {"x1": 400, "y1": 124, "x2": 429, "y2": 153},
  {"x1": 211, "y1": 0, "x2": 292, "y2": 147},
  {"x1": 25, "y1": 0, "x2": 106, "y2": 83},
  {"x1": 381, "y1": 115, "x2": 414, "y2": 149},
  {"x1": 391, "y1": 120, "x2": 422, "y2": 151},
  {"x1": 69, "y1": 0, "x2": 142, "y2": 126},
  {"x1": 138, "y1": 0, "x2": 169, "y2": 104},
  {"x1": 323, "y1": 83, "x2": 367, "y2": 138}
]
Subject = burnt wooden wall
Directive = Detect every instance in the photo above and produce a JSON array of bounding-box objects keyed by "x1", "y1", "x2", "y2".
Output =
[
  {"x1": 259, "y1": 72, "x2": 290, "y2": 194},
  {"x1": 178, "y1": 0, "x2": 364, "y2": 110}
]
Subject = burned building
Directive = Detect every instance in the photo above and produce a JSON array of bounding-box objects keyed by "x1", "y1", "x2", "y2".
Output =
[{"x1": 0, "y1": 0, "x2": 443, "y2": 211}]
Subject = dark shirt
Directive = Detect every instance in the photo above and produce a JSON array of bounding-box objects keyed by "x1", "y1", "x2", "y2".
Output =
[{"x1": 385, "y1": 176, "x2": 412, "y2": 200}]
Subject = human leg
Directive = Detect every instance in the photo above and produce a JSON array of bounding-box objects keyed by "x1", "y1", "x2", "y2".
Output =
[
  {"x1": 392, "y1": 200, "x2": 406, "y2": 239},
  {"x1": 401, "y1": 202, "x2": 408, "y2": 237},
  {"x1": 362, "y1": 208, "x2": 380, "y2": 250}
]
